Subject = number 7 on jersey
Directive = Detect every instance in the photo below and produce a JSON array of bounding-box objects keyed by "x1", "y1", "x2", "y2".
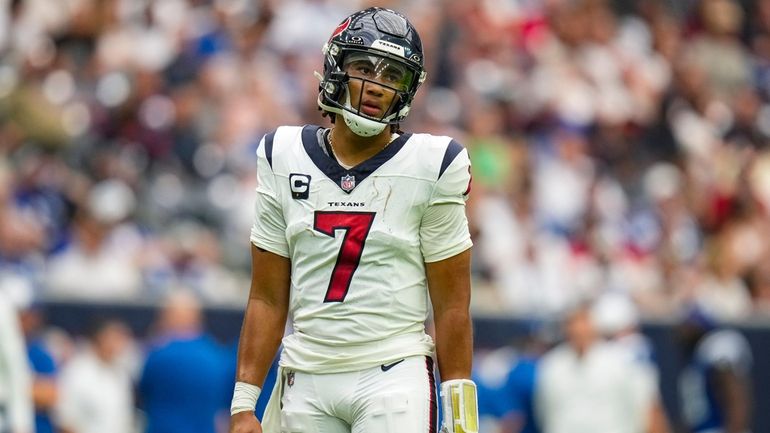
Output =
[{"x1": 313, "y1": 211, "x2": 376, "y2": 302}]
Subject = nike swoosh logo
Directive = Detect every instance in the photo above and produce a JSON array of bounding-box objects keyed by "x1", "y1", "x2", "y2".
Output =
[{"x1": 380, "y1": 359, "x2": 405, "y2": 372}]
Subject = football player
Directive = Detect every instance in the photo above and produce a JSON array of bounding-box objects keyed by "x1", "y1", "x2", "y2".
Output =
[
  {"x1": 678, "y1": 308, "x2": 753, "y2": 433},
  {"x1": 228, "y1": 7, "x2": 478, "y2": 433}
]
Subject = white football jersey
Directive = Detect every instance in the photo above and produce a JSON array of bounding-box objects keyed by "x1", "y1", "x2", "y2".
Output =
[{"x1": 250, "y1": 125, "x2": 472, "y2": 373}]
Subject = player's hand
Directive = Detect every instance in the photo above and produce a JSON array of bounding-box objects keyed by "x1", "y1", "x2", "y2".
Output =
[
  {"x1": 229, "y1": 411, "x2": 262, "y2": 433},
  {"x1": 440, "y1": 379, "x2": 479, "y2": 433}
]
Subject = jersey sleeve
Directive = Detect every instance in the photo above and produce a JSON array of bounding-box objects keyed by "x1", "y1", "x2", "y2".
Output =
[
  {"x1": 698, "y1": 330, "x2": 753, "y2": 374},
  {"x1": 250, "y1": 132, "x2": 290, "y2": 257},
  {"x1": 420, "y1": 143, "x2": 473, "y2": 263}
]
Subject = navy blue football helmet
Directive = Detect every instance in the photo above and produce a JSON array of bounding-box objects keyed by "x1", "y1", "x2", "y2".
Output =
[{"x1": 316, "y1": 7, "x2": 426, "y2": 136}]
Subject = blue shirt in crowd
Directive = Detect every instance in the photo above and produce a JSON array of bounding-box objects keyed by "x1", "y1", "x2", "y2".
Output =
[
  {"x1": 499, "y1": 356, "x2": 540, "y2": 433},
  {"x1": 139, "y1": 334, "x2": 230, "y2": 433},
  {"x1": 27, "y1": 340, "x2": 57, "y2": 433}
]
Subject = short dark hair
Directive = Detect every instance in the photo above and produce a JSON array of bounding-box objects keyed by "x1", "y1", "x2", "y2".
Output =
[{"x1": 84, "y1": 315, "x2": 121, "y2": 342}]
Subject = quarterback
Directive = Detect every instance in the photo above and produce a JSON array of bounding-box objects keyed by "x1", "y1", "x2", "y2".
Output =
[{"x1": 229, "y1": 7, "x2": 478, "y2": 433}]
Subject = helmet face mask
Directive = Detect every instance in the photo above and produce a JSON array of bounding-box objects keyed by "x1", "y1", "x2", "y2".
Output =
[
  {"x1": 343, "y1": 51, "x2": 416, "y2": 93},
  {"x1": 317, "y1": 8, "x2": 426, "y2": 137}
]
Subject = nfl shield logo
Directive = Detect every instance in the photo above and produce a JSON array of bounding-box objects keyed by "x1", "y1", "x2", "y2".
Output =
[
  {"x1": 340, "y1": 174, "x2": 356, "y2": 192},
  {"x1": 287, "y1": 371, "x2": 295, "y2": 387}
]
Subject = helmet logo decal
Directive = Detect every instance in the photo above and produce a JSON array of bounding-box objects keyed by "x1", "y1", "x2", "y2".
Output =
[
  {"x1": 371, "y1": 40, "x2": 405, "y2": 57},
  {"x1": 330, "y1": 17, "x2": 351, "y2": 41},
  {"x1": 340, "y1": 174, "x2": 356, "y2": 192}
]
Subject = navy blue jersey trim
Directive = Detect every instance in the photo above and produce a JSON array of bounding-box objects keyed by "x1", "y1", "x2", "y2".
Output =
[
  {"x1": 301, "y1": 125, "x2": 412, "y2": 194},
  {"x1": 264, "y1": 131, "x2": 276, "y2": 169},
  {"x1": 438, "y1": 139, "x2": 463, "y2": 179}
]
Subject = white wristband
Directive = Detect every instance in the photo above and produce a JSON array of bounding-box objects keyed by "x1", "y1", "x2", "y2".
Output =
[
  {"x1": 230, "y1": 381, "x2": 262, "y2": 416},
  {"x1": 440, "y1": 379, "x2": 479, "y2": 433}
]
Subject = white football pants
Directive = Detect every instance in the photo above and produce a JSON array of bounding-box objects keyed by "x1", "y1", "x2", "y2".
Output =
[{"x1": 277, "y1": 355, "x2": 438, "y2": 433}]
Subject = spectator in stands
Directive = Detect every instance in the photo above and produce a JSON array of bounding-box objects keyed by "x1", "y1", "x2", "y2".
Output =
[
  {"x1": 138, "y1": 290, "x2": 229, "y2": 433},
  {"x1": 0, "y1": 291, "x2": 33, "y2": 433},
  {"x1": 56, "y1": 318, "x2": 136, "y2": 433},
  {"x1": 0, "y1": 158, "x2": 46, "y2": 306},
  {"x1": 45, "y1": 179, "x2": 143, "y2": 300},
  {"x1": 686, "y1": 0, "x2": 752, "y2": 102},
  {"x1": 146, "y1": 221, "x2": 243, "y2": 303},
  {"x1": 535, "y1": 302, "x2": 655, "y2": 433},
  {"x1": 677, "y1": 307, "x2": 753, "y2": 433}
]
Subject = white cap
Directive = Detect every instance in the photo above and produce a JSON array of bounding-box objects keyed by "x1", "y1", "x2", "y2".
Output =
[
  {"x1": 643, "y1": 162, "x2": 682, "y2": 202},
  {"x1": 88, "y1": 179, "x2": 136, "y2": 224},
  {"x1": 591, "y1": 292, "x2": 639, "y2": 336}
]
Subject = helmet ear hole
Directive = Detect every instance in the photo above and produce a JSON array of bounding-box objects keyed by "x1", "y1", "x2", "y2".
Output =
[{"x1": 398, "y1": 105, "x2": 410, "y2": 119}]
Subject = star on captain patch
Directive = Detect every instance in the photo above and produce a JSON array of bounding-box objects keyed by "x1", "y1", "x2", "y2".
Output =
[{"x1": 340, "y1": 174, "x2": 356, "y2": 192}]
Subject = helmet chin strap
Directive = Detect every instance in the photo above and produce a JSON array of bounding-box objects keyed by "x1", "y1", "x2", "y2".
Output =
[
  {"x1": 342, "y1": 88, "x2": 399, "y2": 136},
  {"x1": 342, "y1": 110, "x2": 387, "y2": 137}
]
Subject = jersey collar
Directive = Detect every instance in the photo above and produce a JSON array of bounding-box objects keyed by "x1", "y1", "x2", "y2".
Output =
[{"x1": 302, "y1": 125, "x2": 412, "y2": 194}]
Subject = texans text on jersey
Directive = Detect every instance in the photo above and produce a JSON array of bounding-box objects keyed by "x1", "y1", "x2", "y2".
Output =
[{"x1": 327, "y1": 201, "x2": 366, "y2": 207}]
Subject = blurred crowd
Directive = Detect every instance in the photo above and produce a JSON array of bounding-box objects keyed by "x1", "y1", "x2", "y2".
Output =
[
  {"x1": 1, "y1": 0, "x2": 770, "y2": 320},
  {"x1": 0, "y1": 290, "x2": 242, "y2": 433},
  {"x1": 0, "y1": 287, "x2": 756, "y2": 433},
  {"x1": 472, "y1": 293, "x2": 754, "y2": 433},
  {"x1": 454, "y1": 0, "x2": 770, "y2": 322}
]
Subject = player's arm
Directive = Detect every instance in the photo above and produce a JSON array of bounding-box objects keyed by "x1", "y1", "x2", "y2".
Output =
[
  {"x1": 229, "y1": 244, "x2": 290, "y2": 432},
  {"x1": 230, "y1": 129, "x2": 291, "y2": 432},
  {"x1": 712, "y1": 366, "x2": 751, "y2": 433},
  {"x1": 422, "y1": 142, "x2": 477, "y2": 433},
  {"x1": 427, "y1": 249, "x2": 478, "y2": 433},
  {"x1": 646, "y1": 398, "x2": 671, "y2": 433},
  {"x1": 426, "y1": 249, "x2": 473, "y2": 381}
]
